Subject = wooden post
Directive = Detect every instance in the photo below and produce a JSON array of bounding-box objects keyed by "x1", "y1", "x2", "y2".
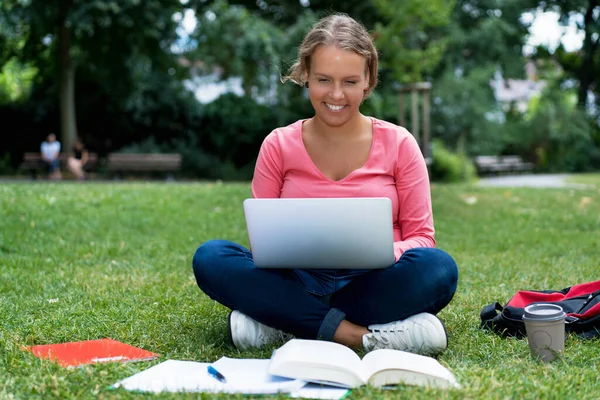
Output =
[
  {"x1": 398, "y1": 82, "x2": 432, "y2": 158},
  {"x1": 411, "y1": 90, "x2": 420, "y2": 145},
  {"x1": 422, "y1": 89, "x2": 430, "y2": 159},
  {"x1": 398, "y1": 93, "x2": 406, "y2": 127}
]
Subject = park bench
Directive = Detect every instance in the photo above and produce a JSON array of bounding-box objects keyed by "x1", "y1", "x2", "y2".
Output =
[
  {"x1": 20, "y1": 152, "x2": 99, "y2": 179},
  {"x1": 474, "y1": 155, "x2": 534, "y2": 175},
  {"x1": 107, "y1": 153, "x2": 182, "y2": 180}
]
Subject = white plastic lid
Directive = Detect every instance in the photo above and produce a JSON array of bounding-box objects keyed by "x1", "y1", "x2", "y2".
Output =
[{"x1": 522, "y1": 303, "x2": 566, "y2": 322}]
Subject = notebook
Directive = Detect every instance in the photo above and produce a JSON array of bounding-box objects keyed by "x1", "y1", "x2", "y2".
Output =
[
  {"x1": 24, "y1": 338, "x2": 159, "y2": 367},
  {"x1": 243, "y1": 197, "x2": 394, "y2": 269}
]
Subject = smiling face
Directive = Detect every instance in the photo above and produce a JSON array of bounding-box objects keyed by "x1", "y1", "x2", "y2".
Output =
[{"x1": 307, "y1": 45, "x2": 369, "y2": 129}]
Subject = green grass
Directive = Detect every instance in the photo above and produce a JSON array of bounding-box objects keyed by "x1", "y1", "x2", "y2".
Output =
[
  {"x1": 566, "y1": 172, "x2": 600, "y2": 187},
  {"x1": 1, "y1": 176, "x2": 600, "y2": 399}
]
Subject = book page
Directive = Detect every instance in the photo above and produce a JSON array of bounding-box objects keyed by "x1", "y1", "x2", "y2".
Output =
[
  {"x1": 361, "y1": 349, "x2": 460, "y2": 389},
  {"x1": 269, "y1": 339, "x2": 366, "y2": 388}
]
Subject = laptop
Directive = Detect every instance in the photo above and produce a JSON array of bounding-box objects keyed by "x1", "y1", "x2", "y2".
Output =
[{"x1": 243, "y1": 197, "x2": 394, "y2": 269}]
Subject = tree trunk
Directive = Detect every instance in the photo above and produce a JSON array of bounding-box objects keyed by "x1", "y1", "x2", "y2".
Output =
[
  {"x1": 577, "y1": 0, "x2": 598, "y2": 107},
  {"x1": 58, "y1": 8, "x2": 77, "y2": 153}
]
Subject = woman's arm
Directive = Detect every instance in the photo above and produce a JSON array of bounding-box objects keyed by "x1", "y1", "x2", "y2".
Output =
[
  {"x1": 393, "y1": 133, "x2": 435, "y2": 261},
  {"x1": 251, "y1": 133, "x2": 284, "y2": 199},
  {"x1": 81, "y1": 149, "x2": 89, "y2": 165}
]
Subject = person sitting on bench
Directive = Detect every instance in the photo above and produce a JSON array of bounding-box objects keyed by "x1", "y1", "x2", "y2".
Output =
[
  {"x1": 67, "y1": 137, "x2": 89, "y2": 180},
  {"x1": 40, "y1": 133, "x2": 62, "y2": 180}
]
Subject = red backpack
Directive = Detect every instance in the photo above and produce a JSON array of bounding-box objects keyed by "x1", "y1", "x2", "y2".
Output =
[{"x1": 480, "y1": 280, "x2": 600, "y2": 339}]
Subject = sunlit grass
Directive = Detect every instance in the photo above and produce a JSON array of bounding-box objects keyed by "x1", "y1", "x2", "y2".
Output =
[
  {"x1": 566, "y1": 172, "x2": 600, "y2": 187},
  {"x1": 1, "y1": 176, "x2": 599, "y2": 399}
]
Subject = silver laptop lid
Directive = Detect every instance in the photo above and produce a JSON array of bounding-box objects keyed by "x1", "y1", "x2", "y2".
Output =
[{"x1": 243, "y1": 197, "x2": 394, "y2": 269}]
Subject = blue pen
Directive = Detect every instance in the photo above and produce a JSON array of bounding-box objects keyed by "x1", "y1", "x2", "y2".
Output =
[{"x1": 207, "y1": 365, "x2": 227, "y2": 383}]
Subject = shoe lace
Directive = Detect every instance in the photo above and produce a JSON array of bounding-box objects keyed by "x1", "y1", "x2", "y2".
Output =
[{"x1": 368, "y1": 321, "x2": 411, "y2": 350}]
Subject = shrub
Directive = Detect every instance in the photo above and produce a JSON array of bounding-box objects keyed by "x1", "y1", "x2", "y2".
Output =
[
  {"x1": 429, "y1": 139, "x2": 476, "y2": 183},
  {"x1": 512, "y1": 81, "x2": 600, "y2": 172},
  {"x1": 0, "y1": 153, "x2": 12, "y2": 174}
]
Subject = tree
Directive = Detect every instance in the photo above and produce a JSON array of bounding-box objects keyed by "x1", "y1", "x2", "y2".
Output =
[
  {"x1": 193, "y1": 0, "x2": 383, "y2": 27},
  {"x1": 190, "y1": 0, "x2": 284, "y2": 98},
  {"x1": 0, "y1": 0, "x2": 188, "y2": 152},
  {"x1": 427, "y1": 0, "x2": 539, "y2": 155},
  {"x1": 519, "y1": 80, "x2": 599, "y2": 171},
  {"x1": 373, "y1": 0, "x2": 455, "y2": 84},
  {"x1": 437, "y1": 0, "x2": 536, "y2": 78},
  {"x1": 431, "y1": 67, "x2": 506, "y2": 155},
  {"x1": 536, "y1": 0, "x2": 599, "y2": 108}
]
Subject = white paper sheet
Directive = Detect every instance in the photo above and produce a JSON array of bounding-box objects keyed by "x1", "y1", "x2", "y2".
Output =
[
  {"x1": 112, "y1": 360, "x2": 220, "y2": 393},
  {"x1": 112, "y1": 359, "x2": 304, "y2": 395},
  {"x1": 210, "y1": 357, "x2": 306, "y2": 393},
  {"x1": 112, "y1": 359, "x2": 349, "y2": 399},
  {"x1": 290, "y1": 383, "x2": 350, "y2": 399}
]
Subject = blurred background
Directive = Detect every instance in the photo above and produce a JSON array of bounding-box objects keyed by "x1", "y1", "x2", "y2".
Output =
[{"x1": 0, "y1": 0, "x2": 599, "y2": 181}]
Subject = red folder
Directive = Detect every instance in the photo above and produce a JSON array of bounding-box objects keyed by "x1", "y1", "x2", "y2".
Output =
[{"x1": 25, "y1": 338, "x2": 159, "y2": 367}]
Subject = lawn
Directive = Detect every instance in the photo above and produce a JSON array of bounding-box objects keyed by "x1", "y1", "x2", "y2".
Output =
[{"x1": 1, "y1": 175, "x2": 599, "y2": 399}]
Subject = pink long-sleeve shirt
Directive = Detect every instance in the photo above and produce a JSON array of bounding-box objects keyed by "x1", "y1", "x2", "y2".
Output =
[{"x1": 251, "y1": 117, "x2": 435, "y2": 263}]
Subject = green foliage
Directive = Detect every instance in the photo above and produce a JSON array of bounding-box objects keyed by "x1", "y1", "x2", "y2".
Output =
[
  {"x1": 118, "y1": 137, "x2": 167, "y2": 154},
  {"x1": 7, "y1": 0, "x2": 184, "y2": 77},
  {"x1": 1, "y1": 0, "x2": 599, "y2": 179},
  {"x1": 197, "y1": 93, "x2": 281, "y2": 179},
  {"x1": 169, "y1": 88, "x2": 311, "y2": 179},
  {"x1": 0, "y1": 57, "x2": 37, "y2": 104},
  {"x1": 373, "y1": 0, "x2": 455, "y2": 83},
  {"x1": 428, "y1": 0, "x2": 536, "y2": 161},
  {"x1": 515, "y1": 82, "x2": 600, "y2": 172},
  {"x1": 534, "y1": 0, "x2": 599, "y2": 107},
  {"x1": 194, "y1": 0, "x2": 383, "y2": 28},
  {"x1": 361, "y1": 90, "x2": 393, "y2": 121},
  {"x1": 431, "y1": 67, "x2": 505, "y2": 156},
  {"x1": 430, "y1": 139, "x2": 477, "y2": 183},
  {"x1": 123, "y1": 61, "x2": 203, "y2": 134},
  {"x1": 2, "y1": 180, "x2": 600, "y2": 398},
  {"x1": 174, "y1": 138, "x2": 235, "y2": 180},
  {"x1": 191, "y1": 0, "x2": 284, "y2": 97},
  {"x1": 0, "y1": 55, "x2": 206, "y2": 173},
  {"x1": 439, "y1": 0, "x2": 532, "y2": 78},
  {"x1": 0, "y1": 152, "x2": 12, "y2": 174},
  {"x1": 0, "y1": 0, "x2": 191, "y2": 152}
]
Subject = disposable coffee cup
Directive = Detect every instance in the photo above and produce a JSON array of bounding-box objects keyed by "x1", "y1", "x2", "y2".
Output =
[{"x1": 522, "y1": 303, "x2": 566, "y2": 362}]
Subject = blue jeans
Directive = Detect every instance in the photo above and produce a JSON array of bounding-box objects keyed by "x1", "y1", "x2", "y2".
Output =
[
  {"x1": 44, "y1": 158, "x2": 60, "y2": 172},
  {"x1": 192, "y1": 240, "x2": 458, "y2": 341}
]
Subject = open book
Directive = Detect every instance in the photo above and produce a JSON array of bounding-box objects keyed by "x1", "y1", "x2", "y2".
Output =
[{"x1": 268, "y1": 339, "x2": 460, "y2": 389}]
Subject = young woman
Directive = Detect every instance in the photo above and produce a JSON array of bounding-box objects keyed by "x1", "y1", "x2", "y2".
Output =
[
  {"x1": 67, "y1": 137, "x2": 89, "y2": 180},
  {"x1": 192, "y1": 13, "x2": 458, "y2": 356}
]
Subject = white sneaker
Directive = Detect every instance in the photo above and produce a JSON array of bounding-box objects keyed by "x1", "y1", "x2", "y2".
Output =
[
  {"x1": 362, "y1": 313, "x2": 448, "y2": 356},
  {"x1": 228, "y1": 310, "x2": 293, "y2": 351}
]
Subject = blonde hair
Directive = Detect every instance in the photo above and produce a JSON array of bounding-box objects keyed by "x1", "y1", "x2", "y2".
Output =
[{"x1": 282, "y1": 13, "x2": 379, "y2": 98}]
